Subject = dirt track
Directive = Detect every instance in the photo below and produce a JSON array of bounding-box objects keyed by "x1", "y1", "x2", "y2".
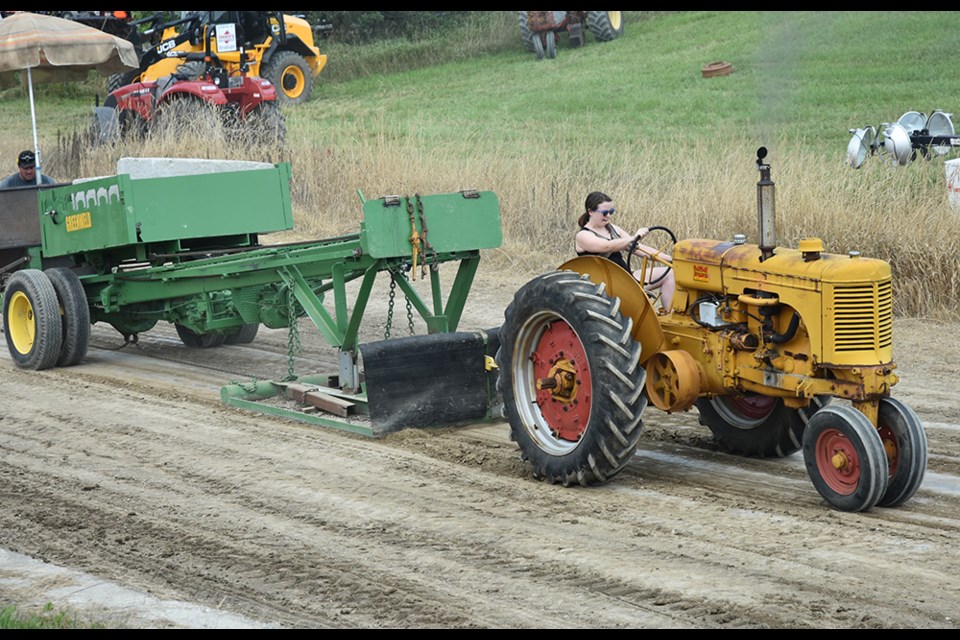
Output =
[{"x1": 1, "y1": 269, "x2": 959, "y2": 629}]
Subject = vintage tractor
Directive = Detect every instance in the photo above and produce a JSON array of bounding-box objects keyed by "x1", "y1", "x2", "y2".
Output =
[
  {"x1": 518, "y1": 11, "x2": 624, "y2": 60},
  {"x1": 496, "y1": 147, "x2": 927, "y2": 512},
  {"x1": 1, "y1": 158, "x2": 503, "y2": 437}
]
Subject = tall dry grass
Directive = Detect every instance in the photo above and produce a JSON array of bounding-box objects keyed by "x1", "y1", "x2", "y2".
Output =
[{"x1": 32, "y1": 127, "x2": 957, "y2": 320}]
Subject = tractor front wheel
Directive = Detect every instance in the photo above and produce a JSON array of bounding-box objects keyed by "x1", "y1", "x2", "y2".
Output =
[
  {"x1": 544, "y1": 31, "x2": 557, "y2": 59},
  {"x1": 876, "y1": 397, "x2": 928, "y2": 507},
  {"x1": 262, "y1": 50, "x2": 313, "y2": 106},
  {"x1": 803, "y1": 404, "x2": 887, "y2": 512},
  {"x1": 496, "y1": 270, "x2": 647, "y2": 486}
]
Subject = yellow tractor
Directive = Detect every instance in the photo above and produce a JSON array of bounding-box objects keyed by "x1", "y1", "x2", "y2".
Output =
[
  {"x1": 496, "y1": 147, "x2": 927, "y2": 512},
  {"x1": 109, "y1": 11, "x2": 327, "y2": 105}
]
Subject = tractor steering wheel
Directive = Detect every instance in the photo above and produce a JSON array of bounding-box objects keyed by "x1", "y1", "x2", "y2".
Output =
[{"x1": 626, "y1": 225, "x2": 677, "y2": 286}]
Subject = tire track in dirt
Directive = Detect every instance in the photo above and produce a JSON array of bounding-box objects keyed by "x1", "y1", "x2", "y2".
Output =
[{"x1": 2, "y1": 312, "x2": 959, "y2": 628}]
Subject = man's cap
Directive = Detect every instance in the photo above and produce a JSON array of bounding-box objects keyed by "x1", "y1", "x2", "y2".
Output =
[{"x1": 17, "y1": 150, "x2": 35, "y2": 168}]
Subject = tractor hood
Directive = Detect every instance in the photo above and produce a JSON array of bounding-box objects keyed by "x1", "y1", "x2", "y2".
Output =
[{"x1": 673, "y1": 238, "x2": 892, "y2": 295}]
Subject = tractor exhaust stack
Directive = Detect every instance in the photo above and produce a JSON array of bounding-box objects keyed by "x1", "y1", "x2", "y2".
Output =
[{"x1": 756, "y1": 147, "x2": 777, "y2": 261}]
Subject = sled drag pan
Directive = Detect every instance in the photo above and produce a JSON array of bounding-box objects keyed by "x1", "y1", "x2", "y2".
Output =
[{"x1": 360, "y1": 329, "x2": 499, "y2": 435}]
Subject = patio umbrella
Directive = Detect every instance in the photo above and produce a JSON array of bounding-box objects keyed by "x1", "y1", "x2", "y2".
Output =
[{"x1": 0, "y1": 11, "x2": 139, "y2": 183}]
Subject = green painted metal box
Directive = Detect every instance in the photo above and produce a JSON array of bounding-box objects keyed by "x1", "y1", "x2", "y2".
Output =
[
  {"x1": 360, "y1": 191, "x2": 502, "y2": 259},
  {"x1": 36, "y1": 162, "x2": 294, "y2": 258}
]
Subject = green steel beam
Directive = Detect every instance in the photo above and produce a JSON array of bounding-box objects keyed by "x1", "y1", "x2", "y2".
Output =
[{"x1": 277, "y1": 265, "x2": 342, "y2": 347}]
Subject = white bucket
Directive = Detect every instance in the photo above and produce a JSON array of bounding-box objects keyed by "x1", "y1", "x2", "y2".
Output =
[{"x1": 946, "y1": 158, "x2": 960, "y2": 211}]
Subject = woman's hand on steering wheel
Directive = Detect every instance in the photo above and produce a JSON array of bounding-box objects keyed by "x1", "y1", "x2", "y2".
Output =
[{"x1": 626, "y1": 225, "x2": 677, "y2": 285}]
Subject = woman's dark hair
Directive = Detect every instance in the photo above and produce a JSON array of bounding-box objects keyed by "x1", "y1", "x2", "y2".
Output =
[{"x1": 578, "y1": 191, "x2": 612, "y2": 227}]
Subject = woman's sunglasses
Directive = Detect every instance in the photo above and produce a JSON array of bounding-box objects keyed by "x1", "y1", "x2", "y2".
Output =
[{"x1": 597, "y1": 208, "x2": 616, "y2": 216}]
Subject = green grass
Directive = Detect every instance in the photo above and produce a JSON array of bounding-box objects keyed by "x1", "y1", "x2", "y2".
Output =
[
  {"x1": 0, "y1": 603, "x2": 104, "y2": 629},
  {"x1": 1, "y1": 11, "x2": 958, "y2": 318}
]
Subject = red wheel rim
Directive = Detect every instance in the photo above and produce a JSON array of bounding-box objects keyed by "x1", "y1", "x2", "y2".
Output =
[
  {"x1": 728, "y1": 394, "x2": 777, "y2": 420},
  {"x1": 877, "y1": 424, "x2": 898, "y2": 478},
  {"x1": 531, "y1": 320, "x2": 591, "y2": 442},
  {"x1": 814, "y1": 427, "x2": 861, "y2": 495}
]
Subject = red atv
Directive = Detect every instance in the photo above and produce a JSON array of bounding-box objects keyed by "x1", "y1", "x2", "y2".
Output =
[{"x1": 93, "y1": 49, "x2": 286, "y2": 146}]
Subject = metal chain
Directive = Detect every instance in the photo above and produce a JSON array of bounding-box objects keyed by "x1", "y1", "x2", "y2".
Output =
[
  {"x1": 385, "y1": 275, "x2": 396, "y2": 340},
  {"x1": 284, "y1": 290, "x2": 302, "y2": 381},
  {"x1": 405, "y1": 295, "x2": 415, "y2": 335},
  {"x1": 385, "y1": 270, "x2": 415, "y2": 337},
  {"x1": 417, "y1": 194, "x2": 437, "y2": 275}
]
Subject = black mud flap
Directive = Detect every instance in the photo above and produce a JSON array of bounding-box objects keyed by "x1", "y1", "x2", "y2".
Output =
[{"x1": 360, "y1": 328, "x2": 500, "y2": 435}]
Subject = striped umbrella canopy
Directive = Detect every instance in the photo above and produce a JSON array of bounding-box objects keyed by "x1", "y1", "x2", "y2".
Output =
[{"x1": 0, "y1": 12, "x2": 138, "y2": 182}]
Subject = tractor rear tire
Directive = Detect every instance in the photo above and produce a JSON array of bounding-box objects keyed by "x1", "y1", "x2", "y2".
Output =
[
  {"x1": 587, "y1": 11, "x2": 624, "y2": 42},
  {"x1": 518, "y1": 11, "x2": 537, "y2": 52},
  {"x1": 45, "y1": 267, "x2": 90, "y2": 367},
  {"x1": 262, "y1": 50, "x2": 313, "y2": 106},
  {"x1": 175, "y1": 324, "x2": 227, "y2": 349},
  {"x1": 695, "y1": 394, "x2": 831, "y2": 458},
  {"x1": 224, "y1": 323, "x2": 260, "y2": 345},
  {"x1": 3, "y1": 269, "x2": 63, "y2": 371},
  {"x1": 496, "y1": 270, "x2": 647, "y2": 487}
]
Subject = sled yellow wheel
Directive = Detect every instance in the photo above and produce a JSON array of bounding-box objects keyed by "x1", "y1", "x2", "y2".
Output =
[{"x1": 3, "y1": 269, "x2": 63, "y2": 370}]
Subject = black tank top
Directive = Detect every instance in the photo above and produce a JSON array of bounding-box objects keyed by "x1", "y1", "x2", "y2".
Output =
[{"x1": 576, "y1": 224, "x2": 629, "y2": 271}]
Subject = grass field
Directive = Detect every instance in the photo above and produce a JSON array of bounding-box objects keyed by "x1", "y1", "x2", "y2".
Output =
[{"x1": 1, "y1": 11, "x2": 957, "y2": 318}]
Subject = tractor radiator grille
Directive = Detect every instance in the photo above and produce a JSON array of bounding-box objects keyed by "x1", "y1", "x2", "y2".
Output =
[{"x1": 832, "y1": 280, "x2": 893, "y2": 352}]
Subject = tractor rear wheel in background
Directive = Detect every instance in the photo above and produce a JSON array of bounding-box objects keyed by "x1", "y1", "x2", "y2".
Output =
[
  {"x1": 3, "y1": 269, "x2": 63, "y2": 371},
  {"x1": 695, "y1": 394, "x2": 831, "y2": 458},
  {"x1": 518, "y1": 11, "x2": 536, "y2": 52},
  {"x1": 802, "y1": 404, "x2": 888, "y2": 512},
  {"x1": 175, "y1": 324, "x2": 227, "y2": 349},
  {"x1": 587, "y1": 11, "x2": 624, "y2": 42},
  {"x1": 876, "y1": 397, "x2": 928, "y2": 507},
  {"x1": 496, "y1": 270, "x2": 647, "y2": 486},
  {"x1": 45, "y1": 267, "x2": 90, "y2": 367},
  {"x1": 261, "y1": 50, "x2": 313, "y2": 106},
  {"x1": 223, "y1": 323, "x2": 260, "y2": 345},
  {"x1": 107, "y1": 69, "x2": 138, "y2": 93}
]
